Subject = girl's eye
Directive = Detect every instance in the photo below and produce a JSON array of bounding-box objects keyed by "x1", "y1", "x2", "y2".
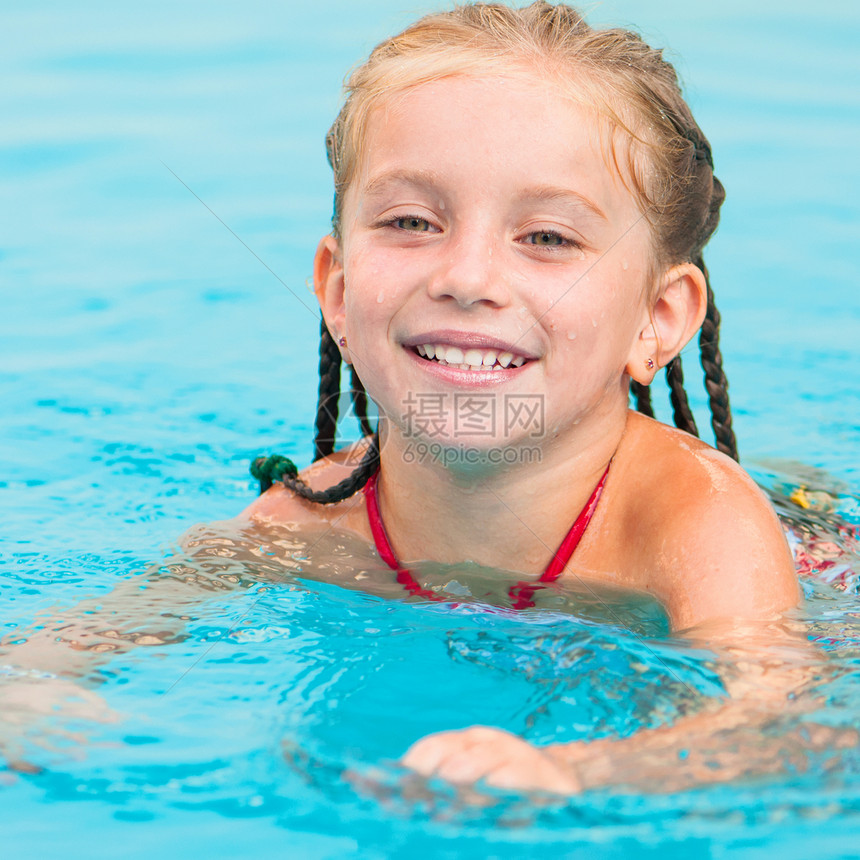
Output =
[
  {"x1": 395, "y1": 216, "x2": 433, "y2": 232},
  {"x1": 526, "y1": 231, "x2": 565, "y2": 247}
]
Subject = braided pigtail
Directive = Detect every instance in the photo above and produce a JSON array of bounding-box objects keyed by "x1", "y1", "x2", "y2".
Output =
[
  {"x1": 250, "y1": 321, "x2": 379, "y2": 501},
  {"x1": 696, "y1": 254, "x2": 738, "y2": 460},
  {"x1": 350, "y1": 365, "x2": 375, "y2": 438},
  {"x1": 630, "y1": 379, "x2": 655, "y2": 418},
  {"x1": 315, "y1": 323, "x2": 377, "y2": 457},
  {"x1": 252, "y1": 434, "x2": 380, "y2": 504},
  {"x1": 314, "y1": 320, "x2": 342, "y2": 461},
  {"x1": 664, "y1": 357, "x2": 699, "y2": 437}
]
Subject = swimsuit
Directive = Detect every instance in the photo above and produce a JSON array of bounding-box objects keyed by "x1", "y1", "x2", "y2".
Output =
[{"x1": 362, "y1": 465, "x2": 610, "y2": 609}]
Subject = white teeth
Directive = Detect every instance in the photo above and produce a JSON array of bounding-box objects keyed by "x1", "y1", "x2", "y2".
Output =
[{"x1": 414, "y1": 342, "x2": 529, "y2": 370}]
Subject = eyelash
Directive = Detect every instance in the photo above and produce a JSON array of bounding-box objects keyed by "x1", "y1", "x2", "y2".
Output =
[
  {"x1": 380, "y1": 215, "x2": 436, "y2": 233},
  {"x1": 378, "y1": 217, "x2": 581, "y2": 251},
  {"x1": 522, "y1": 229, "x2": 576, "y2": 249}
]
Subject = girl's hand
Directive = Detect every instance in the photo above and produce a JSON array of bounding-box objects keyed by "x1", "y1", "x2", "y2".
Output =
[{"x1": 401, "y1": 726, "x2": 581, "y2": 794}]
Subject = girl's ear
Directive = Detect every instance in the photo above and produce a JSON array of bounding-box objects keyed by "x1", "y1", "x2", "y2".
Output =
[
  {"x1": 627, "y1": 263, "x2": 707, "y2": 385},
  {"x1": 313, "y1": 235, "x2": 352, "y2": 365}
]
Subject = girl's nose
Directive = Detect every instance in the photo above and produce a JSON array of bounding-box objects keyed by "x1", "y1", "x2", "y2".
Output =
[{"x1": 426, "y1": 232, "x2": 511, "y2": 308}]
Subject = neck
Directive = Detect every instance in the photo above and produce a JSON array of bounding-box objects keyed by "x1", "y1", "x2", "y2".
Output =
[{"x1": 373, "y1": 406, "x2": 627, "y2": 574}]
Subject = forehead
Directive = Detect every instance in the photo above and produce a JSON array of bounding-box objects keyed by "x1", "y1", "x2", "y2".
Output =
[{"x1": 347, "y1": 72, "x2": 646, "y2": 225}]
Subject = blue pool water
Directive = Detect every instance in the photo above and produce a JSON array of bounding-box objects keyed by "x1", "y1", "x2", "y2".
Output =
[{"x1": 2, "y1": 0, "x2": 859, "y2": 856}]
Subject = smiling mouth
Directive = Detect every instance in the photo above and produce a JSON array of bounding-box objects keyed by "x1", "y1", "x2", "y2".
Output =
[{"x1": 412, "y1": 343, "x2": 529, "y2": 371}]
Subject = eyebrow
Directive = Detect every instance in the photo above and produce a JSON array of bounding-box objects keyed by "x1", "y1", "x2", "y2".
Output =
[
  {"x1": 360, "y1": 171, "x2": 608, "y2": 222},
  {"x1": 514, "y1": 185, "x2": 608, "y2": 222},
  {"x1": 361, "y1": 169, "x2": 442, "y2": 199}
]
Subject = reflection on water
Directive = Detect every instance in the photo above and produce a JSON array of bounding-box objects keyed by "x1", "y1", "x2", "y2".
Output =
[{"x1": 757, "y1": 460, "x2": 860, "y2": 595}]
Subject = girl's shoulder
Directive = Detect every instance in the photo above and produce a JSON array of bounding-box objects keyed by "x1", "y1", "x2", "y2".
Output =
[
  {"x1": 620, "y1": 411, "x2": 758, "y2": 501},
  {"x1": 608, "y1": 412, "x2": 799, "y2": 628},
  {"x1": 617, "y1": 411, "x2": 783, "y2": 546}
]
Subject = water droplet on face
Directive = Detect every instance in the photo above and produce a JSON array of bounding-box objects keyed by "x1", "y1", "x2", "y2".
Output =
[
  {"x1": 377, "y1": 293, "x2": 385, "y2": 303},
  {"x1": 439, "y1": 199, "x2": 445, "y2": 210},
  {"x1": 591, "y1": 317, "x2": 597, "y2": 327},
  {"x1": 622, "y1": 260, "x2": 629, "y2": 271},
  {"x1": 517, "y1": 307, "x2": 527, "y2": 318},
  {"x1": 566, "y1": 330, "x2": 577, "y2": 340}
]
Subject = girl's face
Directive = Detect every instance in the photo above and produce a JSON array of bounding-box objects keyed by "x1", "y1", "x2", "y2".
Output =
[{"x1": 318, "y1": 72, "x2": 656, "y2": 454}]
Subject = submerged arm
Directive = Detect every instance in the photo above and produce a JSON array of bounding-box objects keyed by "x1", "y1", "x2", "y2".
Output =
[
  {"x1": 402, "y1": 616, "x2": 855, "y2": 793},
  {"x1": 0, "y1": 519, "x2": 284, "y2": 678},
  {"x1": 0, "y1": 518, "x2": 289, "y2": 769},
  {"x1": 553, "y1": 619, "x2": 851, "y2": 791}
]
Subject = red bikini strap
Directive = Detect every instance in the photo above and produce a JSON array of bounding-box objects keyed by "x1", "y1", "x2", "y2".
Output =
[
  {"x1": 539, "y1": 464, "x2": 609, "y2": 582},
  {"x1": 508, "y1": 464, "x2": 610, "y2": 609},
  {"x1": 363, "y1": 471, "x2": 443, "y2": 601},
  {"x1": 364, "y1": 462, "x2": 610, "y2": 608},
  {"x1": 363, "y1": 470, "x2": 397, "y2": 570}
]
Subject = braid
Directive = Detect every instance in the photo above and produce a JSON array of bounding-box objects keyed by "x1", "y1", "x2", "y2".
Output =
[
  {"x1": 664, "y1": 356, "x2": 699, "y2": 437},
  {"x1": 314, "y1": 320, "x2": 342, "y2": 461},
  {"x1": 687, "y1": 150, "x2": 738, "y2": 461},
  {"x1": 252, "y1": 435, "x2": 380, "y2": 504},
  {"x1": 250, "y1": 324, "x2": 379, "y2": 503},
  {"x1": 251, "y1": 322, "x2": 380, "y2": 504},
  {"x1": 285, "y1": 434, "x2": 380, "y2": 504},
  {"x1": 350, "y1": 365, "x2": 375, "y2": 438},
  {"x1": 630, "y1": 380, "x2": 655, "y2": 418},
  {"x1": 696, "y1": 255, "x2": 738, "y2": 461}
]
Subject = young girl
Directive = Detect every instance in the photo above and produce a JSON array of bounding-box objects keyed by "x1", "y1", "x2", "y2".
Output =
[{"x1": 242, "y1": 1, "x2": 805, "y2": 791}]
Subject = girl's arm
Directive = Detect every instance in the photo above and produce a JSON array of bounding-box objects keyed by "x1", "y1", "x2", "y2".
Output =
[
  {"x1": 0, "y1": 520, "x2": 278, "y2": 770},
  {"x1": 0, "y1": 522, "x2": 258, "y2": 678},
  {"x1": 401, "y1": 619, "x2": 855, "y2": 794}
]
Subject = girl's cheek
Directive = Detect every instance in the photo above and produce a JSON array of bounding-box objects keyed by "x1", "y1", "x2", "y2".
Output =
[
  {"x1": 344, "y1": 256, "x2": 385, "y2": 314},
  {"x1": 547, "y1": 272, "x2": 594, "y2": 320}
]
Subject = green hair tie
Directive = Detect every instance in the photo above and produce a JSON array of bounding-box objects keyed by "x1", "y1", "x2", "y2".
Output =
[{"x1": 250, "y1": 454, "x2": 299, "y2": 493}]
